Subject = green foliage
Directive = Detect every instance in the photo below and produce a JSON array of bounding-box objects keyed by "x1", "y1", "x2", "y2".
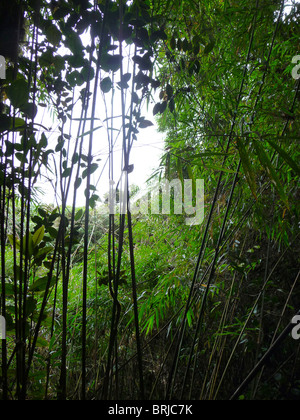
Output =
[{"x1": 0, "y1": 0, "x2": 299, "y2": 402}]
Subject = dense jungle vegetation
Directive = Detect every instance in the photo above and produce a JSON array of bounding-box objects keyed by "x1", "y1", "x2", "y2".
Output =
[{"x1": 0, "y1": 0, "x2": 299, "y2": 401}]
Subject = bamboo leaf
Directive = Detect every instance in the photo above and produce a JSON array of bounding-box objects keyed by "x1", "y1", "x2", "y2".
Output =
[
  {"x1": 176, "y1": 156, "x2": 184, "y2": 184},
  {"x1": 237, "y1": 138, "x2": 257, "y2": 199},
  {"x1": 191, "y1": 152, "x2": 232, "y2": 159},
  {"x1": 266, "y1": 139, "x2": 300, "y2": 176},
  {"x1": 78, "y1": 125, "x2": 103, "y2": 138},
  {"x1": 205, "y1": 165, "x2": 238, "y2": 174},
  {"x1": 36, "y1": 337, "x2": 50, "y2": 348},
  {"x1": 253, "y1": 140, "x2": 289, "y2": 207}
]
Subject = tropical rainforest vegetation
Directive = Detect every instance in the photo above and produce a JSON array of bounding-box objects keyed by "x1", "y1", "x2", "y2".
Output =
[{"x1": 0, "y1": 0, "x2": 299, "y2": 400}]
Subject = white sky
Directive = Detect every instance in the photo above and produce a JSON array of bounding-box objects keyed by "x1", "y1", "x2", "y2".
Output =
[
  {"x1": 35, "y1": 85, "x2": 165, "y2": 207},
  {"x1": 34, "y1": 32, "x2": 166, "y2": 208}
]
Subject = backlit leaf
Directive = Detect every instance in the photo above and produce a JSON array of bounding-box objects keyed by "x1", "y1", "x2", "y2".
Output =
[{"x1": 32, "y1": 226, "x2": 45, "y2": 247}]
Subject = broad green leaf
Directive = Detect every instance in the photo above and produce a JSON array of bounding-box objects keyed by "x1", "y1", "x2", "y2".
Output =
[
  {"x1": 6, "y1": 79, "x2": 29, "y2": 109},
  {"x1": 40, "y1": 133, "x2": 48, "y2": 148},
  {"x1": 66, "y1": 70, "x2": 84, "y2": 87},
  {"x1": 81, "y1": 64, "x2": 95, "y2": 81},
  {"x1": 5, "y1": 282, "x2": 15, "y2": 297},
  {"x1": 17, "y1": 149, "x2": 30, "y2": 165},
  {"x1": 65, "y1": 54, "x2": 85, "y2": 69},
  {"x1": 36, "y1": 246, "x2": 53, "y2": 258},
  {"x1": 20, "y1": 102, "x2": 38, "y2": 120},
  {"x1": 132, "y1": 54, "x2": 152, "y2": 71},
  {"x1": 101, "y1": 54, "x2": 123, "y2": 73},
  {"x1": 8, "y1": 234, "x2": 20, "y2": 250},
  {"x1": 117, "y1": 72, "x2": 132, "y2": 89},
  {"x1": 82, "y1": 163, "x2": 98, "y2": 179},
  {"x1": 65, "y1": 31, "x2": 84, "y2": 54},
  {"x1": 47, "y1": 227, "x2": 58, "y2": 239},
  {"x1": 45, "y1": 23, "x2": 62, "y2": 46},
  {"x1": 62, "y1": 167, "x2": 71, "y2": 178},
  {"x1": 13, "y1": 233, "x2": 34, "y2": 258},
  {"x1": 132, "y1": 92, "x2": 139, "y2": 104},
  {"x1": 29, "y1": 275, "x2": 56, "y2": 292},
  {"x1": 89, "y1": 194, "x2": 99, "y2": 209},
  {"x1": 75, "y1": 209, "x2": 84, "y2": 221},
  {"x1": 153, "y1": 103, "x2": 162, "y2": 116},
  {"x1": 74, "y1": 177, "x2": 82, "y2": 189},
  {"x1": 26, "y1": 297, "x2": 37, "y2": 317},
  {"x1": 32, "y1": 226, "x2": 45, "y2": 247},
  {"x1": 22, "y1": 233, "x2": 34, "y2": 258}
]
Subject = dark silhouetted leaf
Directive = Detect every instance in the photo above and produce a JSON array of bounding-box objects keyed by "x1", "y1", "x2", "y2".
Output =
[
  {"x1": 132, "y1": 92, "x2": 139, "y2": 104},
  {"x1": 21, "y1": 102, "x2": 38, "y2": 120},
  {"x1": 6, "y1": 79, "x2": 29, "y2": 109},
  {"x1": 101, "y1": 76, "x2": 113, "y2": 93},
  {"x1": 45, "y1": 23, "x2": 62, "y2": 46},
  {"x1": 204, "y1": 40, "x2": 215, "y2": 54},
  {"x1": 153, "y1": 103, "x2": 162, "y2": 116},
  {"x1": 66, "y1": 70, "x2": 84, "y2": 87},
  {"x1": 139, "y1": 120, "x2": 154, "y2": 129},
  {"x1": 169, "y1": 99, "x2": 175, "y2": 113},
  {"x1": 132, "y1": 54, "x2": 152, "y2": 71},
  {"x1": 166, "y1": 84, "x2": 174, "y2": 99},
  {"x1": 101, "y1": 54, "x2": 123, "y2": 73}
]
